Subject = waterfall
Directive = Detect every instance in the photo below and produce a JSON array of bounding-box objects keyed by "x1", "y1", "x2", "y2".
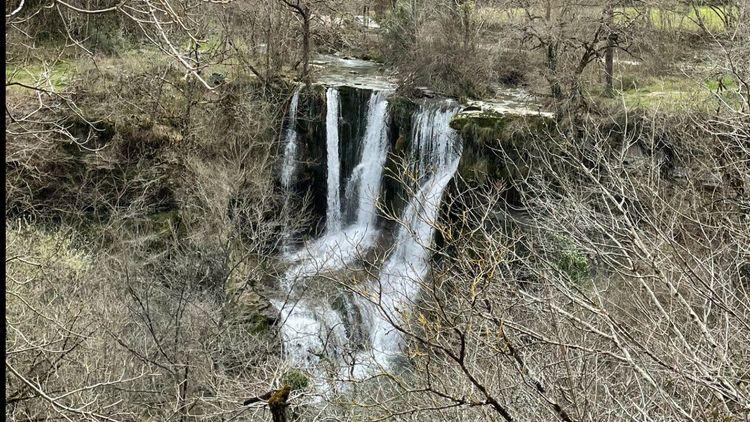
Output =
[
  {"x1": 280, "y1": 86, "x2": 301, "y2": 189},
  {"x1": 283, "y1": 90, "x2": 390, "y2": 289},
  {"x1": 325, "y1": 88, "x2": 342, "y2": 234},
  {"x1": 271, "y1": 299, "x2": 348, "y2": 393},
  {"x1": 349, "y1": 91, "x2": 390, "y2": 228},
  {"x1": 360, "y1": 103, "x2": 462, "y2": 369},
  {"x1": 276, "y1": 88, "x2": 392, "y2": 392},
  {"x1": 275, "y1": 90, "x2": 461, "y2": 388}
]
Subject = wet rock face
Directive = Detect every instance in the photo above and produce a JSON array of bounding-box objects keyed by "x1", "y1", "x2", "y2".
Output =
[
  {"x1": 337, "y1": 85, "x2": 371, "y2": 224},
  {"x1": 451, "y1": 111, "x2": 511, "y2": 190},
  {"x1": 293, "y1": 86, "x2": 327, "y2": 234},
  {"x1": 290, "y1": 85, "x2": 554, "y2": 234},
  {"x1": 286, "y1": 86, "x2": 433, "y2": 235},
  {"x1": 381, "y1": 96, "x2": 418, "y2": 218},
  {"x1": 294, "y1": 85, "x2": 377, "y2": 236}
]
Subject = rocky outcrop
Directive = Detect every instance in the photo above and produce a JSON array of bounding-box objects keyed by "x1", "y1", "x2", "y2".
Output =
[{"x1": 450, "y1": 109, "x2": 551, "y2": 204}]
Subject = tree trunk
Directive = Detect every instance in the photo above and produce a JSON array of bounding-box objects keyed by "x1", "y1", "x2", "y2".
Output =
[
  {"x1": 603, "y1": 2, "x2": 615, "y2": 96},
  {"x1": 604, "y1": 35, "x2": 614, "y2": 96},
  {"x1": 301, "y1": 9, "x2": 311, "y2": 83},
  {"x1": 268, "y1": 386, "x2": 291, "y2": 422},
  {"x1": 271, "y1": 406, "x2": 287, "y2": 422},
  {"x1": 544, "y1": 1, "x2": 562, "y2": 102},
  {"x1": 547, "y1": 42, "x2": 562, "y2": 101}
]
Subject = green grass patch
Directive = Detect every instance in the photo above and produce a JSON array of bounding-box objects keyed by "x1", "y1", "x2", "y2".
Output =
[
  {"x1": 180, "y1": 35, "x2": 225, "y2": 55},
  {"x1": 477, "y1": 5, "x2": 734, "y2": 32},
  {"x1": 592, "y1": 73, "x2": 744, "y2": 111},
  {"x1": 551, "y1": 234, "x2": 590, "y2": 285},
  {"x1": 6, "y1": 60, "x2": 76, "y2": 91},
  {"x1": 617, "y1": 6, "x2": 734, "y2": 32},
  {"x1": 282, "y1": 369, "x2": 310, "y2": 391}
]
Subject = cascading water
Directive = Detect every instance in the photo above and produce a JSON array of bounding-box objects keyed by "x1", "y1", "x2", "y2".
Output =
[
  {"x1": 276, "y1": 89, "x2": 392, "y2": 388},
  {"x1": 271, "y1": 299, "x2": 348, "y2": 392},
  {"x1": 279, "y1": 87, "x2": 303, "y2": 255},
  {"x1": 349, "y1": 91, "x2": 390, "y2": 228},
  {"x1": 280, "y1": 86, "x2": 301, "y2": 189},
  {"x1": 357, "y1": 103, "x2": 462, "y2": 371},
  {"x1": 283, "y1": 90, "x2": 390, "y2": 288},
  {"x1": 325, "y1": 88, "x2": 343, "y2": 234}
]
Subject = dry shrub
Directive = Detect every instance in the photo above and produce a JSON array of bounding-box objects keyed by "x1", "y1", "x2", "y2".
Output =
[
  {"x1": 5, "y1": 216, "x2": 285, "y2": 420},
  {"x1": 380, "y1": 1, "x2": 497, "y2": 98}
]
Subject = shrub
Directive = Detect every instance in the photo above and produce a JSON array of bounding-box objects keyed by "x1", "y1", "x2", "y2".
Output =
[
  {"x1": 282, "y1": 369, "x2": 310, "y2": 391},
  {"x1": 557, "y1": 247, "x2": 590, "y2": 284},
  {"x1": 378, "y1": 1, "x2": 496, "y2": 98}
]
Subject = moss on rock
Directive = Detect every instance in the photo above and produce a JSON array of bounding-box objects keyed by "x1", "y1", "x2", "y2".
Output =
[
  {"x1": 451, "y1": 110, "x2": 552, "y2": 209},
  {"x1": 450, "y1": 111, "x2": 508, "y2": 145}
]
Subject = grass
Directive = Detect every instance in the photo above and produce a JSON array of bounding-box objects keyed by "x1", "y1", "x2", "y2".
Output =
[
  {"x1": 183, "y1": 35, "x2": 225, "y2": 54},
  {"x1": 476, "y1": 7, "x2": 526, "y2": 25},
  {"x1": 477, "y1": 5, "x2": 735, "y2": 33},
  {"x1": 5, "y1": 36, "x2": 240, "y2": 96},
  {"x1": 592, "y1": 74, "x2": 744, "y2": 111},
  {"x1": 617, "y1": 6, "x2": 734, "y2": 32},
  {"x1": 5, "y1": 60, "x2": 76, "y2": 91}
]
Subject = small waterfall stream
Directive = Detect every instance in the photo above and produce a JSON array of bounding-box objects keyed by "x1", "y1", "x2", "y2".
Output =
[
  {"x1": 325, "y1": 88, "x2": 342, "y2": 234},
  {"x1": 279, "y1": 86, "x2": 302, "y2": 255},
  {"x1": 349, "y1": 91, "x2": 390, "y2": 228},
  {"x1": 362, "y1": 104, "x2": 462, "y2": 369},
  {"x1": 280, "y1": 86, "x2": 301, "y2": 189}
]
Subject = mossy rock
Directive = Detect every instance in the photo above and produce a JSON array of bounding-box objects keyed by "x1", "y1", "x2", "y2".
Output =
[
  {"x1": 452, "y1": 111, "x2": 551, "y2": 204},
  {"x1": 451, "y1": 111, "x2": 551, "y2": 147},
  {"x1": 225, "y1": 270, "x2": 274, "y2": 334},
  {"x1": 450, "y1": 111, "x2": 508, "y2": 142},
  {"x1": 388, "y1": 95, "x2": 418, "y2": 137}
]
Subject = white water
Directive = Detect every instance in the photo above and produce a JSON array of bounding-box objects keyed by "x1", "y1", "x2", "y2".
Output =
[
  {"x1": 271, "y1": 299, "x2": 348, "y2": 393},
  {"x1": 282, "y1": 90, "x2": 390, "y2": 290},
  {"x1": 282, "y1": 224, "x2": 379, "y2": 291},
  {"x1": 279, "y1": 90, "x2": 392, "y2": 383},
  {"x1": 351, "y1": 91, "x2": 390, "y2": 227},
  {"x1": 325, "y1": 88, "x2": 342, "y2": 234},
  {"x1": 280, "y1": 86, "x2": 302, "y2": 189},
  {"x1": 359, "y1": 104, "x2": 462, "y2": 370}
]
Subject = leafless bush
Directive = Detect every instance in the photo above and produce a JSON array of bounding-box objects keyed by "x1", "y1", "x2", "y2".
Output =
[{"x1": 380, "y1": 1, "x2": 497, "y2": 98}]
